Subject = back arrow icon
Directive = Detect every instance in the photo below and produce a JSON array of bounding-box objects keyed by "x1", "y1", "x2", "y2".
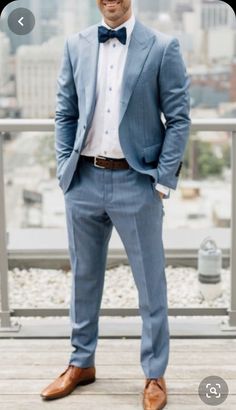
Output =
[{"x1": 18, "y1": 17, "x2": 24, "y2": 27}]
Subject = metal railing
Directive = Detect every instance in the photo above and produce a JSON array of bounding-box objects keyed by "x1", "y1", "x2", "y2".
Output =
[{"x1": 0, "y1": 119, "x2": 236, "y2": 332}]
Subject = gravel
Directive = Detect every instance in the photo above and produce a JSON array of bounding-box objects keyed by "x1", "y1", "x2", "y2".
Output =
[{"x1": 8, "y1": 265, "x2": 230, "y2": 309}]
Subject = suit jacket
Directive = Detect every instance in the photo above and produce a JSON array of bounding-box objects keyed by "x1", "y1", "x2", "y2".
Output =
[{"x1": 55, "y1": 19, "x2": 191, "y2": 195}]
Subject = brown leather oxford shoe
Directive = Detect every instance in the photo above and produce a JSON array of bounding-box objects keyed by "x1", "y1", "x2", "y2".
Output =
[
  {"x1": 40, "y1": 364, "x2": 96, "y2": 400},
  {"x1": 142, "y1": 377, "x2": 167, "y2": 410}
]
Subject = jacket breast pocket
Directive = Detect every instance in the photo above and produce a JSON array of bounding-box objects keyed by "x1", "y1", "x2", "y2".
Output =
[{"x1": 143, "y1": 142, "x2": 162, "y2": 164}]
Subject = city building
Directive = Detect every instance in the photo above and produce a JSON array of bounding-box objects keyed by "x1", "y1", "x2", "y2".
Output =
[
  {"x1": 189, "y1": 64, "x2": 231, "y2": 107},
  {"x1": 181, "y1": 0, "x2": 236, "y2": 64},
  {"x1": 16, "y1": 37, "x2": 64, "y2": 118},
  {"x1": 0, "y1": 31, "x2": 10, "y2": 91},
  {"x1": 59, "y1": 0, "x2": 100, "y2": 37},
  {"x1": 201, "y1": 0, "x2": 236, "y2": 30}
]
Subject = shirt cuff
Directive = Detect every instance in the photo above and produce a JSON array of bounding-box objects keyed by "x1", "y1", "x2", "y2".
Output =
[{"x1": 155, "y1": 183, "x2": 170, "y2": 195}]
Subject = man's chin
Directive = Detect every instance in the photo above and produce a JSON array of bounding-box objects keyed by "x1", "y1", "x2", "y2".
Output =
[{"x1": 103, "y1": 10, "x2": 122, "y2": 20}]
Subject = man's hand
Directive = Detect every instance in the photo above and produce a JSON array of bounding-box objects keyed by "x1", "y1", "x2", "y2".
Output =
[{"x1": 157, "y1": 191, "x2": 164, "y2": 200}]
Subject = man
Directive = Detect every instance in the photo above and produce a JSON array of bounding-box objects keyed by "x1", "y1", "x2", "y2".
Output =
[{"x1": 40, "y1": 0, "x2": 191, "y2": 409}]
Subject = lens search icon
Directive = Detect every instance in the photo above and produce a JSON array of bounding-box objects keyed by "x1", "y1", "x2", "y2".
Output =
[{"x1": 198, "y1": 376, "x2": 229, "y2": 406}]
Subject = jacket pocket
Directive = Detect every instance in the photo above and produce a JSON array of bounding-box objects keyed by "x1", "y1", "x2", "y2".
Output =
[{"x1": 143, "y1": 142, "x2": 162, "y2": 164}]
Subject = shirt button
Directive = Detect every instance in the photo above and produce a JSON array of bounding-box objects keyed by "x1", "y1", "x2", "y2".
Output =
[
  {"x1": 105, "y1": 131, "x2": 109, "y2": 134},
  {"x1": 104, "y1": 151, "x2": 107, "y2": 155},
  {"x1": 113, "y1": 44, "x2": 116, "y2": 48},
  {"x1": 109, "y1": 87, "x2": 112, "y2": 91},
  {"x1": 110, "y1": 65, "x2": 114, "y2": 69},
  {"x1": 107, "y1": 109, "x2": 111, "y2": 113}
]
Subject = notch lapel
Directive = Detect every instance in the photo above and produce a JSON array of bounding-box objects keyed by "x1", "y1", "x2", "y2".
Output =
[{"x1": 119, "y1": 20, "x2": 155, "y2": 126}]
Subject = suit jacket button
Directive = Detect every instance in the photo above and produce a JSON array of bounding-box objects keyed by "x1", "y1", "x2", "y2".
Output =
[{"x1": 74, "y1": 148, "x2": 79, "y2": 153}]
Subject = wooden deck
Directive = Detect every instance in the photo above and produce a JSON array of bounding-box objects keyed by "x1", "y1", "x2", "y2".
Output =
[{"x1": 0, "y1": 338, "x2": 235, "y2": 409}]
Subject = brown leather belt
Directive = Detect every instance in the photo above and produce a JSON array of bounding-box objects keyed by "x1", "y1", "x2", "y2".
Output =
[{"x1": 80, "y1": 155, "x2": 130, "y2": 170}]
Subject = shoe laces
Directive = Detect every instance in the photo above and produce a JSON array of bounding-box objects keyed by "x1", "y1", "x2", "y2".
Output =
[
  {"x1": 145, "y1": 378, "x2": 164, "y2": 391},
  {"x1": 59, "y1": 364, "x2": 74, "y2": 377}
]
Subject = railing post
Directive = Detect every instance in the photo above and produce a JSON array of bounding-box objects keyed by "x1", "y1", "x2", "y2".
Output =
[
  {"x1": 229, "y1": 131, "x2": 236, "y2": 326},
  {"x1": 0, "y1": 133, "x2": 12, "y2": 328}
]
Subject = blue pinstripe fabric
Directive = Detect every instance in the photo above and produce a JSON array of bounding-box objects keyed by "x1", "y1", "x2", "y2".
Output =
[{"x1": 64, "y1": 156, "x2": 169, "y2": 378}]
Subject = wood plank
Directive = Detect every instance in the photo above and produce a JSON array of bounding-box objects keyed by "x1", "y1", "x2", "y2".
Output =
[
  {"x1": 0, "y1": 365, "x2": 235, "y2": 379},
  {"x1": 0, "y1": 394, "x2": 235, "y2": 409},
  {"x1": 0, "y1": 338, "x2": 235, "y2": 409},
  {"x1": 0, "y1": 350, "x2": 236, "y2": 365},
  {"x1": 0, "y1": 395, "x2": 143, "y2": 410},
  {"x1": 0, "y1": 379, "x2": 235, "y2": 395},
  {"x1": 0, "y1": 338, "x2": 236, "y2": 352}
]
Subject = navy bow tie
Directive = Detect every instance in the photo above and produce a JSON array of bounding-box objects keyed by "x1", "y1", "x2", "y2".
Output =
[{"x1": 98, "y1": 26, "x2": 127, "y2": 45}]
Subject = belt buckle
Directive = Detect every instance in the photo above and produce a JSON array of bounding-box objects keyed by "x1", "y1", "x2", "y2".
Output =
[{"x1": 94, "y1": 155, "x2": 106, "y2": 168}]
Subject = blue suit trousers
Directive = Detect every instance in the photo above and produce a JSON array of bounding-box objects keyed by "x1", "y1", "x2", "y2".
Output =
[{"x1": 64, "y1": 156, "x2": 170, "y2": 378}]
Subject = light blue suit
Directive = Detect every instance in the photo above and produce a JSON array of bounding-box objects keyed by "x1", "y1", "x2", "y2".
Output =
[{"x1": 55, "y1": 19, "x2": 191, "y2": 378}]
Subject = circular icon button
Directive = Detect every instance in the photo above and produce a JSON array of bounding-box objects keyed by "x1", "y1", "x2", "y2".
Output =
[
  {"x1": 198, "y1": 375, "x2": 229, "y2": 406},
  {"x1": 7, "y1": 8, "x2": 35, "y2": 35}
]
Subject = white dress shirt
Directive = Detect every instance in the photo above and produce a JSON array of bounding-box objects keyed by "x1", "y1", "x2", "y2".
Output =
[{"x1": 81, "y1": 13, "x2": 170, "y2": 197}]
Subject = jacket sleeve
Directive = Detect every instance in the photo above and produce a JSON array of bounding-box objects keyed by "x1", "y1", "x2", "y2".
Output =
[
  {"x1": 54, "y1": 38, "x2": 79, "y2": 180},
  {"x1": 157, "y1": 37, "x2": 191, "y2": 190}
]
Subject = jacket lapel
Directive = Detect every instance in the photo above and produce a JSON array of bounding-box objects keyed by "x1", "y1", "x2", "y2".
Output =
[
  {"x1": 119, "y1": 20, "x2": 155, "y2": 126},
  {"x1": 80, "y1": 25, "x2": 100, "y2": 125}
]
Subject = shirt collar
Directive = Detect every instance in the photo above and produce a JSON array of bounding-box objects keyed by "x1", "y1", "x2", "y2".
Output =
[{"x1": 101, "y1": 12, "x2": 135, "y2": 41}]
